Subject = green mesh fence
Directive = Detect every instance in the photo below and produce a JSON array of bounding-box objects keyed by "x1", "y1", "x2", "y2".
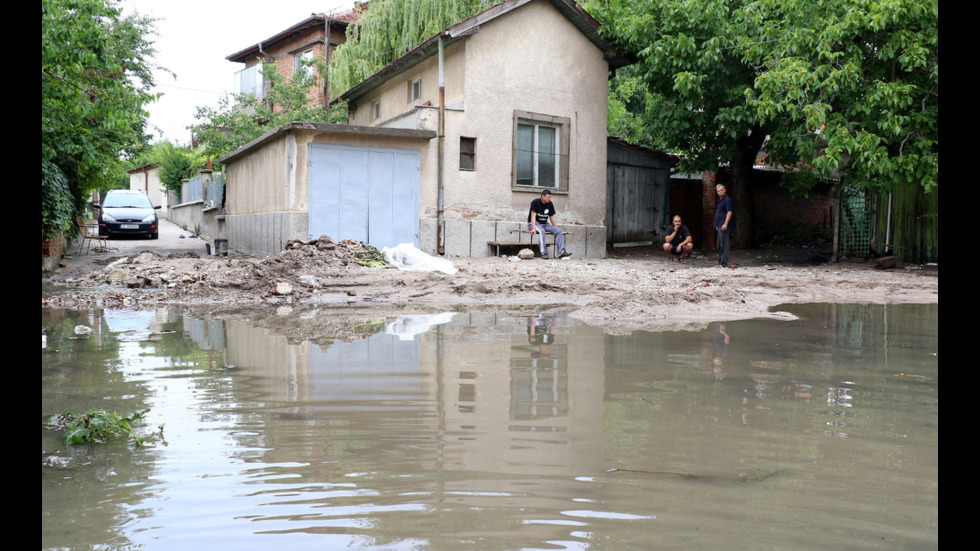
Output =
[{"x1": 839, "y1": 186, "x2": 872, "y2": 258}]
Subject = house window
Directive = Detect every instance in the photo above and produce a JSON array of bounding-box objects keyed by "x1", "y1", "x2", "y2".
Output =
[
  {"x1": 460, "y1": 137, "x2": 476, "y2": 171},
  {"x1": 372, "y1": 101, "x2": 381, "y2": 121},
  {"x1": 409, "y1": 77, "x2": 422, "y2": 102},
  {"x1": 294, "y1": 48, "x2": 314, "y2": 77},
  {"x1": 513, "y1": 111, "x2": 569, "y2": 190},
  {"x1": 233, "y1": 64, "x2": 265, "y2": 99}
]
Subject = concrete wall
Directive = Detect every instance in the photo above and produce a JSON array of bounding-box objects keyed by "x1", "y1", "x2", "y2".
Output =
[
  {"x1": 220, "y1": 124, "x2": 436, "y2": 256},
  {"x1": 128, "y1": 165, "x2": 168, "y2": 218}
]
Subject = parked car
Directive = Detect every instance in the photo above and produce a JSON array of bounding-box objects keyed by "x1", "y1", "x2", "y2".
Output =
[{"x1": 94, "y1": 190, "x2": 161, "y2": 239}]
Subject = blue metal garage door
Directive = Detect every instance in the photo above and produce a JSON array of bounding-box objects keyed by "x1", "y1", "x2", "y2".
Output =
[{"x1": 308, "y1": 143, "x2": 420, "y2": 249}]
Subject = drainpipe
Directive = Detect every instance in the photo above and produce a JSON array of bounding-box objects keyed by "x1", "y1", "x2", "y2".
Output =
[
  {"x1": 437, "y1": 33, "x2": 446, "y2": 255},
  {"x1": 323, "y1": 14, "x2": 331, "y2": 109},
  {"x1": 257, "y1": 42, "x2": 273, "y2": 101},
  {"x1": 884, "y1": 191, "x2": 893, "y2": 255}
]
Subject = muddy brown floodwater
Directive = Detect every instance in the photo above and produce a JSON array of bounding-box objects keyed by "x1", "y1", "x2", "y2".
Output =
[{"x1": 42, "y1": 303, "x2": 938, "y2": 549}]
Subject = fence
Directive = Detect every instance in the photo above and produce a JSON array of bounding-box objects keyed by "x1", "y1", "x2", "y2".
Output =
[
  {"x1": 839, "y1": 184, "x2": 872, "y2": 258},
  {"x1": 168, "y1": 170, "x2": 225, "y2": 242}
]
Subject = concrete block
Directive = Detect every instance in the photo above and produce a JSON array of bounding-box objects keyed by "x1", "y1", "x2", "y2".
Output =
[
  {"x1": 585, "y1": 225, "x2": 607, "y2": 258},
  {"x1": 444, "y1": 219, "x2": 471, "y2": 257},
  {"x1": 470, "y1": 220, "x2": 497, "y2": 258},
  {"x1": 562, "y1": 225, "x2": 585, "y2": 257},
  {"x1": 419, "y1": 218, "x2": 437, "y2": 255},
  {"x1": 495, "y1": 221, "x2": 523, "y2": 241}
]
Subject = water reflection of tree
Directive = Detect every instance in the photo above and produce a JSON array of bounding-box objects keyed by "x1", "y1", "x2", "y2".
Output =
[{"x1": 42, "y1": 309, "x2": 157, "y2": 550}]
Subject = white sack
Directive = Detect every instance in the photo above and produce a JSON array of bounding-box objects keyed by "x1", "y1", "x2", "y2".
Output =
[
  {"x1": 385, "y1": 313, "x2": 457, "y2": 341},
  {"x1": 382, "y1": 243, "x2": 458, "y2": 275}
]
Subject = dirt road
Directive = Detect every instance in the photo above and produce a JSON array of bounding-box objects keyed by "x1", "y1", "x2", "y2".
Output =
[{"x1": 42, "y1": 221, "x2": 939, "y2": 336}]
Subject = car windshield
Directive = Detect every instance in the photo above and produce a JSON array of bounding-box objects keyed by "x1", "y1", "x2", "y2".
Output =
[{"x1": 103, "y1": 193, "x2": 153, "y2": 208}]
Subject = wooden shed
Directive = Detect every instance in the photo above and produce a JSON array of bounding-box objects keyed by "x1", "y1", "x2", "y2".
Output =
[{"x1": 606, "y1": 137, "x2": 679, "y2": 246}]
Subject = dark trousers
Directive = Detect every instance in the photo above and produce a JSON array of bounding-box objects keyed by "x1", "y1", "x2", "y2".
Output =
[{"x1": 716, "y1": 228, "x2": 730, "y2": 267}]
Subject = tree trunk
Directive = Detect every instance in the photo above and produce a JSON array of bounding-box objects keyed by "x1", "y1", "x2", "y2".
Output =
[{"x1": 730, "y1": 128, "x2": 767, "y2": 249}]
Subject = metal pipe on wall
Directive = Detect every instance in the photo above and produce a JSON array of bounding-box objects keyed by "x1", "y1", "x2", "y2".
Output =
[{"x1": 437, "y1": 33, "x2": 446, "y2": 254}]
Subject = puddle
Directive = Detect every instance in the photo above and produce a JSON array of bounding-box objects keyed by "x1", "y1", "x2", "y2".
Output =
[{"x1": 42, "y1": 303, "x2": 938, "y2": 550}]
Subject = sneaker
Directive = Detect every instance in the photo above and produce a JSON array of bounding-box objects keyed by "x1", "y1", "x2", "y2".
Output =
[
  {"x1": 540, "y1": 253, "x2": 550, "y2": 259},
  {"x1": 559, "y1": 252, "x2": 572, "y2": 259}
]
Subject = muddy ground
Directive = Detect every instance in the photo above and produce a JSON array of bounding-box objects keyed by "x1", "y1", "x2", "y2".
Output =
[{"x1": 41, "y1": 231, "x2": 939, "y2": 339}]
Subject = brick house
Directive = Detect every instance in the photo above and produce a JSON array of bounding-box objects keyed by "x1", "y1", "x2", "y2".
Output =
[{"x1": 225, "y1": 5, "x2": 364, "y2": 109}]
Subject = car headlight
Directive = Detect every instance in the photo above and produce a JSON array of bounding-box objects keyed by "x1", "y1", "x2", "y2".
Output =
[
  {"x1": 141, "y1": 214, "x2": 156, "y2": 223},
  {"x1": 102, "y1": 213, "x2": 117, "y2": 223}
]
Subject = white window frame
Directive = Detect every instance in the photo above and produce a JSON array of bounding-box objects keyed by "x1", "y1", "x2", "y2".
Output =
[
  {"x1": 294, "y1": 48, "x2": 314, "y2": 77},
  {"x1": 512, "y1": 111, "x2": 569, "y2": 190},
  {"x1": 233, "y1": 63, "x2": 265, "y2": 99},
  {"x1": 372, "y1": 100, "x2": 381, "y2": 121}
]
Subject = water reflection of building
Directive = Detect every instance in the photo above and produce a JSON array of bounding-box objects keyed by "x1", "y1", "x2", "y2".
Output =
[
  {"x1": 427, "y1": 312, "x2": 605, "y2": 477},
  {"x1": 219, "y1": 311, "x2": 606, "y2": 478}
]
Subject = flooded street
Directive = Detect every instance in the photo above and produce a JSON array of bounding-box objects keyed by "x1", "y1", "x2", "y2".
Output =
[{"x1": 42, "y1": 303, "x2": 938, "y2": 550}]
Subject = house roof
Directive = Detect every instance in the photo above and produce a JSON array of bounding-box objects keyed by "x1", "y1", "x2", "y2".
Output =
[
  {"x1": 226, "y1": 6, "x2": 362, "y2": 63},
  {"x1": 334, "y1": 0, "x2": 632, "y2": 105},
  {"x1": 126, "y1": 163, "x2": 157, "y2": 174},
  {"x1": 217, "y1": 122, "x2": 436, "y2": 164},
  {"x1": 608, "y1": 136, "x2": 680, "y2": 165}
]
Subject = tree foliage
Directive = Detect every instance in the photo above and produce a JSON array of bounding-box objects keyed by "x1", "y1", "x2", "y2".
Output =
[
  {"x1": 739, "y1": 0, "x2": 938, "y2": 193},
  {"x1": 190, "y1": 59, "x2": 348, "y2": 161},
  {"x1": 41, "y1": 0, "x2": 161, "y2": 239},
  {"x1": 585, "y1": 0, "x2": 769, "y2": 246},
  {"x1": 585, "y1": 0, "x2": 937, "y2": 246},
  {"x1": 328, "y1": 0, "x2": 490, "y2": 97}
]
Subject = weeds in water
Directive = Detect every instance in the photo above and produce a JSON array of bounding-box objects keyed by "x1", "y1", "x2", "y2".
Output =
[{"x1": 47, "y1": 408, "x2": 166, "y2": 448}]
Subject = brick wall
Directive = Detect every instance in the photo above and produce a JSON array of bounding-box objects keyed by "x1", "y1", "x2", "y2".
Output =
[{"x1": 696, "y1": 169, "x2": 834, "y2": 248}]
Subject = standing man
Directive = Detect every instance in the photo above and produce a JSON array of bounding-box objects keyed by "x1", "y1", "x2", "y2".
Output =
[
  {"x1": 528, "y1": 189, "x2": 571, "y2": 259},
  {"x1": 663, "y1": 214, "x2": 694, "y2": 263},
  {"x1": 714, "y1": 183, "x2": 733, "y2": 268}
]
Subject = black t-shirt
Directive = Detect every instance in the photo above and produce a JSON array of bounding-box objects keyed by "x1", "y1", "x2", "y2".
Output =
[
  {"x1": 669, "y1": 224, "x2": 692, "y2": 245},
  {"x1": 528, "y1": 198, "x2": 557, "y2": 225}
]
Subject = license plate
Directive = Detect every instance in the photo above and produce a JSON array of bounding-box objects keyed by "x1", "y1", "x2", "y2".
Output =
[{"x1": 120, "y1": 224, "x2": 139, "y2": 229}]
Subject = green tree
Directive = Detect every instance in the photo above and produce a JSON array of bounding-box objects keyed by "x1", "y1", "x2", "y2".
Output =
[
  {"x1": 739, "y1": 0, "x2": 937, "y2": 194},
  {"x1": 41, "y1": 0, "x2": 162, "y2": 239},
  {"x1": 190, "y1": 59, "x2": 347, "y2": 161},
  {"x1": 328, "y1": 0, "x2": 490, "y2": 97},
  {"x1": 586, "y1": 0, "x2": 937, "y2": 246},
  {"x1": 585, "y1": 0, "x2": 770, "y2": 247}
]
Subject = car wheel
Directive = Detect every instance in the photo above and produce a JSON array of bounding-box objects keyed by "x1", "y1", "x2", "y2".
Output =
[{"x1": 150, "y1": 232, "x2": 159, "y2": 240}]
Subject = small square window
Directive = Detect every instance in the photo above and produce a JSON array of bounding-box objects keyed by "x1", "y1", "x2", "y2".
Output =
[
  {"x1": 409, "y1": 77, "x2": 422, "y2": 102},
  {"x1": 460, "y1": 137, "x2": 476, "y2": 171}
]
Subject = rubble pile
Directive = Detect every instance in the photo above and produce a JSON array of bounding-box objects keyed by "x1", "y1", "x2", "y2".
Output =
[{"x1": 43, "y1": 235, "x2": 391, "y2": 309}]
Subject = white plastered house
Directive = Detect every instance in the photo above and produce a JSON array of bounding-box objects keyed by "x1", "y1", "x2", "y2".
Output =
[{"x1": 218, "y1": 0, "x2": 629, "y2": 257}]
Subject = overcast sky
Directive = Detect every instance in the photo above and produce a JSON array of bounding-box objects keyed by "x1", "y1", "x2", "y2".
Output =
[{"x1": 119, "y1": 0, "x2": 354, "y2": 146}]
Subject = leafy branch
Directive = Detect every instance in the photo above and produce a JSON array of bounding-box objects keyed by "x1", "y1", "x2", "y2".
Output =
[{"x1": 47, "y1": 408, "x2": 166, "y2": 449}]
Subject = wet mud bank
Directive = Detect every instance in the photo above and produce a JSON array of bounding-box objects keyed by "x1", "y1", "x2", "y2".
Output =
[{"x1": 42, "y1": 238, "x2": 938, "y2": 338}]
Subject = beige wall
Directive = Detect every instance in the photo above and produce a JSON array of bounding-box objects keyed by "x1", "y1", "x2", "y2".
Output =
[
  {"x1": 349, "y1": 0, "x2": 609, "y2": 228},
  {"x1": 128, "y1": 166, "x2": 168, "y2": 217},
  {"x1": 225, "y1": 133, "x2": 293, "y2": 215}
]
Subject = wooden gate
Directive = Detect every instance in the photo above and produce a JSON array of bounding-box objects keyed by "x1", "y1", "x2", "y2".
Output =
[{"x1": 605, "y1": 138, "x2": 677, "y2": 245}]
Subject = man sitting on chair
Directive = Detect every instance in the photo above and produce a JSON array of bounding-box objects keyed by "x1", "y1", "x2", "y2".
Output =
[{"x1": 528, "y1": 189, "x2": 570, "y2": 259}]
